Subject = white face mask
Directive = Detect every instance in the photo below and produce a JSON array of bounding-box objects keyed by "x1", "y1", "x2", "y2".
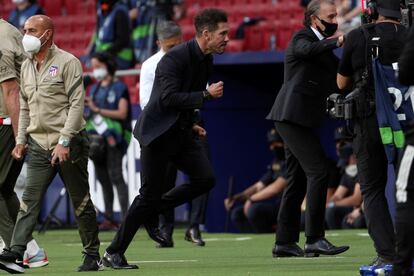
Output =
[
  {"x1": 345, "y1": 164, "x2": 358, "y2": 178},
  {"x1": 12, "y1": 0, "x2": 25, "y2": 4},
  {"x1": 93, "y1": 68, "x2": 108, "y2": 81},
  {"x1": 22, "y1": 30, "x2": 48, "y2": 55}
]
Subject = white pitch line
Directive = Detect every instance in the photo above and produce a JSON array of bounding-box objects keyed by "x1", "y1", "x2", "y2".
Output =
[
  {"x1": 65, "y1": 242, "x2": 110, "y2": 247},
  {"x1": 130, "y1": 260, "x2": 198, "y2": 264},
  {"x1": 203, "y1": 237, "x2": 252, "y2": 242},
  {"x1": 274, "y1": 256, "x2": 346, "y2": 260}
]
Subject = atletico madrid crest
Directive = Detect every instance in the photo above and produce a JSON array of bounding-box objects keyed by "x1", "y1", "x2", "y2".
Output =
[{"x1": 49, "y1": 65, "x2": 59, "y2": 77}]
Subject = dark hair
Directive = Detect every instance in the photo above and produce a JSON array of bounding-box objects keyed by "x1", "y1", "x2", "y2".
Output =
[
  {"x1": 303, "y1": 0, "x2": 334, "y2": 27},
  {"x1": 194, "y1": 8, "x2": 228, "y2": 37},
  {"x1": 156, "y1": 21, "x2": 182, "y2": 40},
  {"x1": 91, "y1": 52, "x2": 117, "y2": 76}
]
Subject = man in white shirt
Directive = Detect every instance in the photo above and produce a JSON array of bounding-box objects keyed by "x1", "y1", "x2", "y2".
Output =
[
  {"x1": 139, "y1": 21, "x2": 182, "y2": 110},
  {"x1": 139, "y1": 21, "x2": 210, "y2": 247}
]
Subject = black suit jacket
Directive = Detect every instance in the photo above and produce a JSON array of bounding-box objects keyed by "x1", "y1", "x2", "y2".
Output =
[
  {"x1": 398, "y1": 25, "x2": 414, "y2": 86},
  {"x1": 134, "y1": 39, "x2": 213, "y2": 146},
  {"x1": 267, "y1": 27, "x2": 340, "y2": 127}
]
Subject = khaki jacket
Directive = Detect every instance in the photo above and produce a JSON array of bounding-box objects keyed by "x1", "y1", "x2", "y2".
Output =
[
  {"x1": 0, "y1": 19, "x2": 25, "y2": 118},
  {"x1": 16, "y1": 44, "x2": 85, "y2": 149}
]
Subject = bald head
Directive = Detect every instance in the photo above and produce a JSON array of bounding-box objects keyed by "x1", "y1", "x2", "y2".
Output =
[
  {"x1": 25, "y1": 15, "x2": 54, "y2": 32},
  {"x1": 23, "y1": 15, "x2": 54, "y2": 53}
]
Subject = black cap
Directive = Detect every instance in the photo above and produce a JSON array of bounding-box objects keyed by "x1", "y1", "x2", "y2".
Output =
[
  {"x1": 267, "y1": 128, "x2": 283, "y2": 144},
  {"x1": 377, "y1": 0, "x2": 402, "y2": 19},
  {"x1": 334, "y1": 126, "x2": 352, "y2": 141}
]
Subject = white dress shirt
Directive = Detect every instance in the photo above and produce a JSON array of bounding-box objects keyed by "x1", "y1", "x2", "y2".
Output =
[
  {"x1": 310, "y1": 26, "x2": 325, "y2": 41},
  {"x1": 139, "y1": 50, "x2": 166, "y2": 110}
]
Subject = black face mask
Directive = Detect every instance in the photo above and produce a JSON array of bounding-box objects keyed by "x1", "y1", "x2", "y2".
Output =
[
  {"x1": 272, "y1": 147, "x2": 285, "y2": 161},
  {"x1": 315, "y1": 16, "x2": 338, "y2": 38},
  {"x1": 336, "y1": 143, "x2": 353, "y2": 170}
]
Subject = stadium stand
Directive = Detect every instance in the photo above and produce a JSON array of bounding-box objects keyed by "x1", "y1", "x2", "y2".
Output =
[{"x1": 0, "y1": 0, "x2": 304, "y2": 104}]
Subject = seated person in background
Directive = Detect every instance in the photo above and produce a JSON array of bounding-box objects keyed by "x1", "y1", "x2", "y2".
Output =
[
  {"x1": 342, "y1": 204, "x2": 366, "y2": 229},
  {"x1": 224, "y1": 129, "x2": 287, "y2": 233},
  {"x1": 8, "y1": 0, "x2": 43, "y2": 31},
  {"x1": 300, "y1": 126, "x2": 352, "y2": 229},
  {"x1": 325, "y1": 146, "x2": 363, "y2": 229}
]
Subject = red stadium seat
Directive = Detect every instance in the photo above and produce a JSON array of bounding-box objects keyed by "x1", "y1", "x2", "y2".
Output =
[
  {"x1": 84, "y1": 16, "x2": 97, "y2": 33},
  {"x1": 244, "y1": 25, "x2": 264, "y2": 51},
  {"x1": 181, "y1": 24, "x2": 195, "y2": 41},
  {"x1": 2, "y1": 1, "x2": 14, "y2": 19},
  {"x1": 43, "y1": 0, "x2": 63, "y2": 16},
  {"x1": 122, "y1": 75, "x2": 138, "y2": 88},
  {"x1": 226, "y1": 39, "x2": 244, "y2": 52},
  {"x1": 277, "y1": 25, "x2": 294, "y2": 50},
  {"x1": 64, "y1": 0, "x2": 79, "y2": 15}
]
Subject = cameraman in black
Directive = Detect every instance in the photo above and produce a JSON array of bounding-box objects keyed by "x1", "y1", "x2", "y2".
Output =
[
  {"x1": 392, "y1": 24, "x2": 414, "y2": 276},
  {"x1": 336, "y1": 0, "x2": 407, "y2": 267}
]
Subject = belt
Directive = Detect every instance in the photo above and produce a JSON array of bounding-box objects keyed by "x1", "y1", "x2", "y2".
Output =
[{"x1": 0, "y1": 118, "x2": 11, "y2": 125}]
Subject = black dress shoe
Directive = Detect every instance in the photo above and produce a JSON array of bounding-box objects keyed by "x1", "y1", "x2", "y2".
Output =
[
  {"x1": 272, "y1": 243, "x2": 304, "y2": 257},
  {"x1": 156, "y1": 230, "x2": 174, "y2": 248},
  {"x1": 304, "y1": 238, "x2": 349, "y2": 257},
  {"x1": 101, "y1": 251, "x2": 138, "y2": 270},
  {"x1": 185, "y1": 227, "x2": 205, "y2": 246},
  {"x1": 144, "y1": 224, "x2": 173, "y2": 247}
]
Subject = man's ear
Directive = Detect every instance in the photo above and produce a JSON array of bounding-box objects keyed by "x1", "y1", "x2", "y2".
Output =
[{"x1": 202, "y1": 29, "x2": 210, "y2": 41}]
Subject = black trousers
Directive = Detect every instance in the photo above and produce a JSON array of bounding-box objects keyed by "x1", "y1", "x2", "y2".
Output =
[
  {"x1": 159, "y1": 137, "x2": 210, "y2": 234},
  {"x1": 231, "y1": 200, "x2": 280, "y2": 233},
  {"x1": 107, "y1": 125, "x2": 215, "y2": 254},
  {"x1": 274, "y1": 121, "x2": 328, "y2": 244},
  {"x1": 353, "y1": 115, "x2": 395, "y2": 260},
  {"x1": 325, "y1": 205, "x2": 354, "y2": 230},
  {"x1": 392, "y1": 129, "x2": 414, "y2": 276},
  {"x1": 93, "y1": 144, "x2": 129, "y2": 220}
]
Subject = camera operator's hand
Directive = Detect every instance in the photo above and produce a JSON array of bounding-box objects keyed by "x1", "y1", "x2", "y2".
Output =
[
  {"x1": 207, "y1": 81, "x2": 224, "y2": 99},
  {"x1": 336, "y1": 35, "x2": 345, "y2": 47},
  {"x1": 192, "y1": 124, "x2": 207, "y2": 137}
]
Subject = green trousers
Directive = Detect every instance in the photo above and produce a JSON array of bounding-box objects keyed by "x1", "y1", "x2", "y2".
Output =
[
  {"x1": 0, "y1": 126, "x2": 22, "y2": 248},
  {"x1": 10, "y1": 131, "x2": 100, "y2": 257}
]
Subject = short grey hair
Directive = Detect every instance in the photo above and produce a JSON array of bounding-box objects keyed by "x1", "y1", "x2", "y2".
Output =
[
  {"x1": 156, "y1": 21, "x2": 182, "y2": 41},
  {"x1": 303, "y1": 0, "x2": 335, "y2": 27}
]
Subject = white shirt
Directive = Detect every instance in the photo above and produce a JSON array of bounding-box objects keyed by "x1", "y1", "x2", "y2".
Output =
[
  {"x1": 139, "y1": 50, "x2": 166, "y2": 110},
  {"x1": 310, "y1": 26, "x2": 325, "y2": 41}
]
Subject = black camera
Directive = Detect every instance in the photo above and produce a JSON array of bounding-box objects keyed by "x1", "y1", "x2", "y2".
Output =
[
  {"x1": 362, "y1": 0, "x2": 414, "y2": 26},
  {"x1": 326, "y1": 88, "x2": 361, "y2": 120},
  {"x1": 401, "y1": 0, "x2": 414, "y2": 27},
  {"x1": 327, "y1": 94, "x2": 346, "y2": 119}
]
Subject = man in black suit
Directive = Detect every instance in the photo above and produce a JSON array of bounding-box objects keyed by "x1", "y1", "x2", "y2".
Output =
[
  {"x1": 267, "y1": 0, "x2": 349, "y2": 257},
  {"x1": 102, "y1": 8, "x2": 229, "y2": 269}
]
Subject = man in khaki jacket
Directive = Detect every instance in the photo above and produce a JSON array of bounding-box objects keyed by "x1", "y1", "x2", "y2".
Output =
[
  {"x1": 0, "y1": 15, "x2": 101, "y2": 274},
  {"x1": 0, "y1": 18, "x2": 48, "y2": 269}
]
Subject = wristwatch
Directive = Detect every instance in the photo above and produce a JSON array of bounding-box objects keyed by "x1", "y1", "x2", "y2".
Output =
[
  {"x1": 58, "y1": 137, "x2": 70, "y2": 147},
  {"x1": 202, "y1": 90, "x2": 213, "y2": 101}
]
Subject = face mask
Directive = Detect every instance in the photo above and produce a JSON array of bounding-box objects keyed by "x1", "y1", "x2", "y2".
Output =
[
  {"x1": 93, "y1": 68, "x2": 108, "y2": 81},
  {"x1": 22, "y1": 30, "x2": 48, "y2": 54},
  {"x1": 315, "y1": 16, "x2": 338, "y2": 38},
  {"x1": 272, "y1": 147, "x2": 285, "y2": 161},
  {"x1": 345, "y1": 164, "x2": 358, "y2": 178},
  {"x1": 12, "y1": 0, "x2": 25, "y2": 4}
]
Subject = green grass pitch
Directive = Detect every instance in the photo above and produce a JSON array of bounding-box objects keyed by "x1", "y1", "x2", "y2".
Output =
[{"x1": 23, "y1": 229, "x2": 375, "y2": 275}]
